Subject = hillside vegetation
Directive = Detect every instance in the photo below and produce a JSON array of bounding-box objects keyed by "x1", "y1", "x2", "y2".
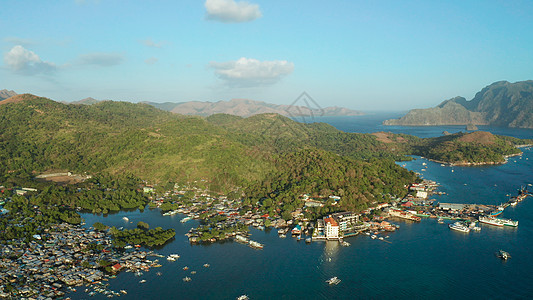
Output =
[{"x1": 1, "y1": 94, "x2": 529, "y2": 210}]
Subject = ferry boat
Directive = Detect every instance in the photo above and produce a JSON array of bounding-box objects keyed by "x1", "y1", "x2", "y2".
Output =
[
  {"x1": 449, "y1": 222, "x2": 470, "y2": 233},
  {"x1": 479, "y1": 216, "x2": 518, "y2": 227},
  {"x1": 326, "y1": 277, "x2": 341, "y2": 285}
]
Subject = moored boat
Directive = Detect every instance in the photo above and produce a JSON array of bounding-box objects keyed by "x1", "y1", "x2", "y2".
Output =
[
  {"x1": 479, "y1": 216, "x2": 518, "y2": 227},
  {"x1": 449, "y1": 222, "x2": 470, "y2": 233}
]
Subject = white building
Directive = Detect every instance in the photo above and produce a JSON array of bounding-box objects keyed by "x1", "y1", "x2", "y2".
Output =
[{"x1": 324, "y1": 216, "x2": 339, "y2": 239}]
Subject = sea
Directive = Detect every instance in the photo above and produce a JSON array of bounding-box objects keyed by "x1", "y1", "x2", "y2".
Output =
[{"x1": 72, "y1": 113, "x2": 533, "y2": 300}]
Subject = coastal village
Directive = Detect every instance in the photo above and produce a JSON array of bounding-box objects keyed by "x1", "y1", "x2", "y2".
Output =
[{"x1": 0, "y1": 175, "x2": 531, "y2": 298}]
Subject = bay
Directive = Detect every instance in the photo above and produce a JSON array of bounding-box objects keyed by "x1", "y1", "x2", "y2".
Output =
[{"x1": 71, "y1": 115, "x2": 533, "y2": 299}]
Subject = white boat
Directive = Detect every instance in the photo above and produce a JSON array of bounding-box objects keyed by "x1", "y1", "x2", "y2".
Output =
[
  {"x1": 237, "y1": 295, "x2": 249, "y2": 300},
  {"x1": 183, "y1": 277, "x2": 191, "y2": 282},
  {"x1": 139, "y1": 279, "x2": 146, "y2": 283},
  {"x1": 341, "y1": 241, "x2": 350, "y2": 246},
  {"x1": 203, "y1": 263, "x2": 210, "y2": 268},
  {"x1": 326, "y1": 276, "x2": 341, "y2": 285},
  {"x1": 371, "y1": 235, "x2": 377, "y2": 239},
  {"x1": 249, "y1": 240, "x2": 264, "y2": 249},
  {"x1": 449, "y1": 222, "x2": 470, "y2": 233},
  {"x1": 181, "y1": 217, "x2": 192, "y2": 223},
  {"x1": 479, "y1": 216, "x2": 518, "y2": 227},
  {"x1": 122, "y1": 217, "x2": 129, "y2": 221}
]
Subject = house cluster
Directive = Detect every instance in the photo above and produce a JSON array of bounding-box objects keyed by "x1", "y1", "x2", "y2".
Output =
[{"x1": 0, "y1": 223, "x2": 159, "y2": 299}]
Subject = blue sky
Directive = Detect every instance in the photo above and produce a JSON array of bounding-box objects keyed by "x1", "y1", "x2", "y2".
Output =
[{"x1": 1, "y1": 0, "x2": 532, "y2": 110}]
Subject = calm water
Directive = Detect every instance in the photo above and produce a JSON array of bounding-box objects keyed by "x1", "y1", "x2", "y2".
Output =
[{"x1": 72, "y1": 116, "x2": 533, "y2": 299}]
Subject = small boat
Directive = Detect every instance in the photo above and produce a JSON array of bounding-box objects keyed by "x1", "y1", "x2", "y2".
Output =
[
  {"x1": 156, "y1": 272, "x2": 162, "y2": 276},
  {"x1": 306, "y1": 238, "x2": 312, "y2": 243},
  {"x1": 237, "y1": 295, "x2": 249, "y2": 300},
  {"x1": 183, "y1": 266, "x2": 189, "y2": 270},
  {"x1": 120, "y1": 290, "x2": 127, "y2": 294},
  {"x1": 139, "y1": 279, "x2": 146, "y2": 283},
  {"x1": 279, "y1": 234, "x2": 286, "y2": 238},
  {"x1": 341, "y1": 241, "x2": 350, "y2": 246},
  {"x1": 191, "y1": 271, "x2": 196, "y2": 274},
  {"x1": 183, "y1": 277, "x2": 192, "y2": 282},
  {"x1": 438, "y1": 218, "x2": 444, "y2": 224},
  {"x1": 371, "y1": 235, "x2": 377, "y2": 239},
  {"x1": 497, "y1": 250, "x2": 511, "y2": 260},
  {"x1": 122, "y1": 216, "x2": 129, "y2": 221},
  {"x1": 203, "y1": 263, "x2": 210, "y2": 268},
  {"x1": 326, "y1": 276, "x2": 341, "y2": 285}
]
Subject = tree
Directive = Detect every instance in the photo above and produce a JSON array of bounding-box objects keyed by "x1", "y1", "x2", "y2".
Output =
[{"x1": 137, "y1": 221, "x2": 149, "y2": 230}]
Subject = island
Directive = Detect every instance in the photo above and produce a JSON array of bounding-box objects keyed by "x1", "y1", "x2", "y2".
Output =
[{"x1": 383, "y1": 80, "x2": 533, "y2": 128}]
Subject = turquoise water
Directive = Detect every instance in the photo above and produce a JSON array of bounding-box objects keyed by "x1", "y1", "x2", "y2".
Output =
[{"x1": 71, "y1": 119, "x2": 533, "y2": 299}]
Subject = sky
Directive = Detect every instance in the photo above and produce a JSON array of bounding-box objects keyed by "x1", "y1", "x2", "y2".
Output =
[{"x1": 1, "y1": 0, "x2": 533, "y2": 111}]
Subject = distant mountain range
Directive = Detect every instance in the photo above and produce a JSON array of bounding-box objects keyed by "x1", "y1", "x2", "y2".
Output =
[
  {"x1": 144, "y1": 98, "x2": 364, "y2": 117},
  {"x1": 0, "y1": 89, "x2": 17, "y2": 101},
  {"x1": 384, "y1": 80, "x2": 533, "y2": 128}
]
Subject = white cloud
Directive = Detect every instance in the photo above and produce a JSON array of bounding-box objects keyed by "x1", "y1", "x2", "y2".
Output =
[
  {"x1": 79, "y1": 52, "x2": 124, "y2": 66},
  {"x1": 210, "y1": 57, "x2": 294, "y2": 87},
  {"x1": 205, "y1": 0, "x2": 262, "y2": 23},
  {"x1": 3, "y1": 45, "x2": 56, "y2": 75},
  {"x1": 145, "y1": 57, "x2": 158, "y2": 65},
  {"x1": 141, "y1": 38, "x2": 163, "y2": 48}
]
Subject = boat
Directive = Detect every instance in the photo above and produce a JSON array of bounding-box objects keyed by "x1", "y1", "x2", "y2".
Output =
[
  {"x1": 341, "y1": 241, "x2": 350, "y2": 246},
  {"x1": 371, "y1": 235, "x2": 377, "y2": 239},
  {"x1": 237, "y1": 295, "x2": 249, "y2": 300},
  {"x1": 279, "y1": 234, "x2": 286, "y2": 238},
  {"x1": 326, "y1": 276, "x2": 341, "y2": 285},
  {"x1": 306, "y1": 237, "x2": 312, "y2": 243},
  {"x1": 139, "y1": 279, "x2": 146, "y2": 283},
  {"x1": 449, "y1": 222, "x2": 470, "y2": 233},
  {"x1": 479, "y1": 216, "x2": 518, "y2": 227},
  {"x1": 190, "y1": 271, "x2": 196, "y2": 274},
  {"x1": 249, "y1": 240, "x2": 264, "y2": 249},
  {"x1": 183, "y1": 277, "x2": 191, "y2": 282},
  {"x1": 437, "y1": 218, "x2": 444, "y2": 224},
  {"x1": 489, "y1": 207, "x2": 505, "y2": 216},
  {"x1": 181, "y1": 217, "x2": 192, "y2": 223},
  {"x1": 122, "y1": 217, "x2": 129, "y2": 221},
  {"x1": 120, "y1": 290, "x2": 127, "y2": 294},
  {"x1": 203, "y1": 263, "x2": 210, "y2": 268},
  {"x1": 183, "y1": 266, "x2": 189, "y2": 270},
  {"x1": 134, "y1": 271, "x2": 143, "y2": 276},
  {"x1": 497, "y1": 250, "x2": 511, "y2": 260},
  {"x1": 156, "y1": 272, "x2": 162, "y2": 276},
  {"x1": 167, "y1": 254, "x2": 180, "y2": 260}
]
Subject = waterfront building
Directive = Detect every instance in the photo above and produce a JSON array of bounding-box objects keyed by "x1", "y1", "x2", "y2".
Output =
[{"x1": 324, "y1": 217, "x2": 339, "y2": 239}]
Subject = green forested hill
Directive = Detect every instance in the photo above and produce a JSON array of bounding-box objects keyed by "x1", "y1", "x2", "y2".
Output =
[{"x1": 1, "y1": 94, "x2": 528, "y2": 210}]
